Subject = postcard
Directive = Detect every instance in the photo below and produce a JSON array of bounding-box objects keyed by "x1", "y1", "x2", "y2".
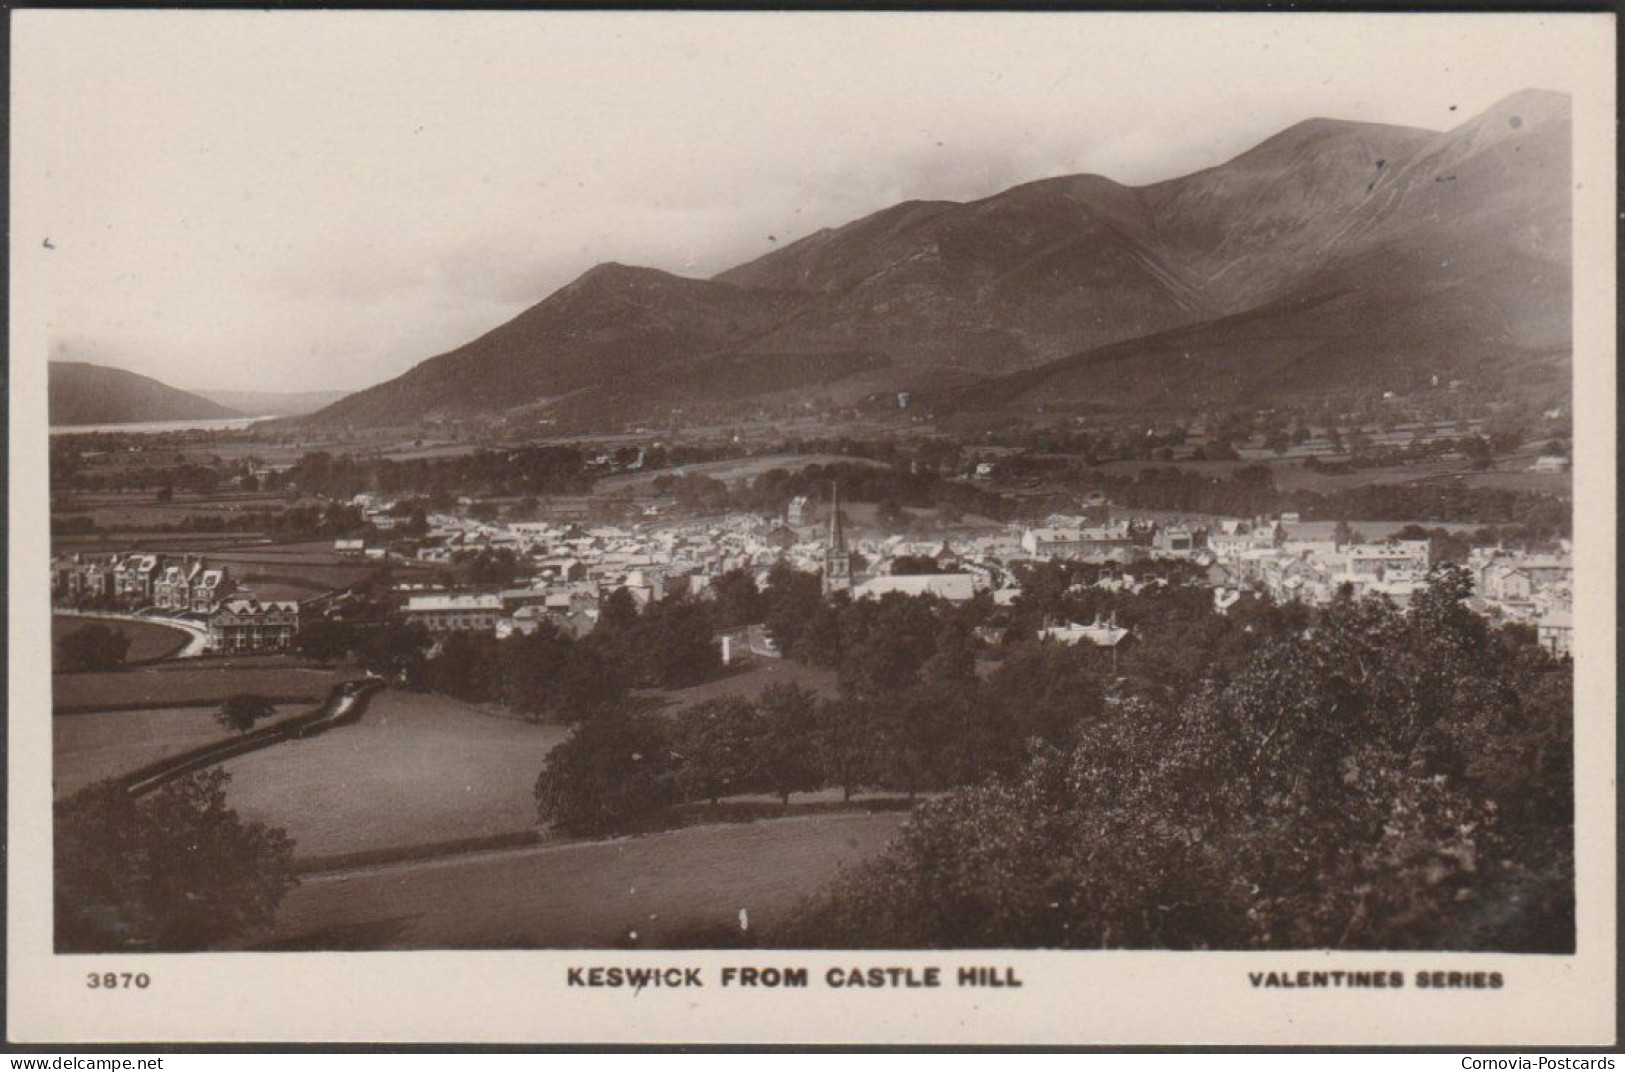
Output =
[{"x1": 7, "y1": 8, "x2": 1616, "y2": 1046}]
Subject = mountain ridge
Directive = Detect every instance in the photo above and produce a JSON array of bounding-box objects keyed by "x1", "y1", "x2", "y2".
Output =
[
  {"x1": 300, "y1": 90, "x2": 1570, "y2": 429},
  {"x1": 49, "y1": 361, "x2": 242, "y2": 426}
]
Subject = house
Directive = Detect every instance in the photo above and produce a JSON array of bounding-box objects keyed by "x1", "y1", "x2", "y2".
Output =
[
  {"x1": 54, "y1": 554, "x2": 117, "y2": 603},
  {"x1": 1153, "y1": 524, "x2": 1201, "y2": 556},
  {"x1": 1038, "y1": 614, "x2": 1131, "y2": 648},
  {"x1": 1537, "y1": 610, "x2": 1573, "y2": 657},
  {"x1": 115, "y1": 554, "x2": 164, "y2": 605},
  {"x1": 1530, "y1": 455, "x2": 1568, "y2": 474},
  {"x1": 154, "y1": 558, "x2": 211, "y2": 612},
  {"x1": 334, "y1": 539, "x2": 366, "y2": 555},
  {"x1": 1020, "y1": 523, "x2": 1132, "y2": 560},
  {"x1": 404, "y1": 593, "x2": 503, "y2": 632},
  {"x1": 207, "y1": 598, "x2": 300, "y2": 654},
  {"x1": 851, "y1": 573, "x2": 977, "y2": 604},
  {"x1": 190, "y1": 567, "x2": 234, "y2": 615}
]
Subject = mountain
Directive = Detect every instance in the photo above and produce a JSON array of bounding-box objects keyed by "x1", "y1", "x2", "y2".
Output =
[
  {"x1": 191, "y1": 388, "x2": 348, "y2": 417},
  {"x1": 303, "y1": 90, "x2": 1570, "y2": 428},
  {"x1": 952, "y1": 89, "x2": 1571, "y2": 413},
  {"x1": 49, "y1": 362, "x2": 242, "y2": 426}
]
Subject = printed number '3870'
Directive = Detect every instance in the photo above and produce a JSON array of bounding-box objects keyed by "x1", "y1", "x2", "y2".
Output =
[{"x1": 87, "y1": 972, "x2": 150, "y2": 989}]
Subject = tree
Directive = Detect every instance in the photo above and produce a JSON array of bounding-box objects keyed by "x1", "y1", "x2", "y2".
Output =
[
  {"x1": 534, "y1": 713, "x2": 675, "y2": 836},
  {"x1": 216, "y1": 693, "x2": 276, "y2": 734},
  {"x1": 752, "y1": 683, "x2": 824, "y2": 805},
  {"x1": 779, "y1": 573, "x2": 1574, "y2": 953},
  {"x1": 708, "y1": 569, "x2": 761, "y2": 632},
  {"x1": 548, "y1": 639, "x2": 628, "y2": 722},
  {"x1": 355, "y1": 619, "x2": 431, "y2": 686},
  {"x1": 55, "y1": 770, "x2": 297, "y2": 952},
  {"x1": 761, "y1": 562, "x2": 823, "y2": 656},
  {"x1": 294, "y1": 617, "x2": 352, "y2": 663},
  {"x1": 636, "y1": 599, "x2": 722, "y2": 688},
  {"x1": 670, "y1": 697, "x2": 759, "y2": 805},
  {"x1": 815, "y1": 696, "x2": 874, "y2": 801},
  {"x1": 55, "y1": 624, "x2": 131, "y2": 673},
  {"x1": 426, "y1": 631, "x2": 500, "y2": 702}
]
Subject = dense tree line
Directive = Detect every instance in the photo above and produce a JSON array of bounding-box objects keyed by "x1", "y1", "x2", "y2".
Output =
[
  {"x1": 262, "y1": 447, "x2": 597, "y2": 501},
  {"x1": 651, "y1": 461, "x2": 1009, "y2": 523},
  {"x1": 777, "y1": 567, "x2": 1573, "y2": 952},
  {"x1": 1063, "y1": 464, "x2": 1569, "y2": 538},
  {"x1": 533, "y1": 574, "x2": 1115, "y2": 835}
]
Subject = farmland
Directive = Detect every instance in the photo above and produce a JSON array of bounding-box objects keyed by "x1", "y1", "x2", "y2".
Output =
[
  {"x1": 249, "y1": 810, "x2": 908, "y2": 950},
  {"x1": 53, "y1": 703, "x2": 305, "y2": 798},
  {"x1": 52, "y1": 614, "x2": 191, "y2": 663},
  {"x1": 594, "y1": 453, "x2": 887, "y2": 495},
  {"x1": 53, "y1": 662, "x2": 359, "y2": 713},
  {"x1": 220, "y1": 689, "x2": 571, "y2": 861}
]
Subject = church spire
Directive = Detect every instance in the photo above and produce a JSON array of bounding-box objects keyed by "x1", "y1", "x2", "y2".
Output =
[
  {"x1": 822, "y1": 481, "x2": 853, "y2": 596},
  {"x1": 828, "y1": 482, "x2": 846, "y2": 552}
]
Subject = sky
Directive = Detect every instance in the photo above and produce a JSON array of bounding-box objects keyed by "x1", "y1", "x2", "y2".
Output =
[{"x1": 12, "y1": 10, "x2": 1605, "y2": 395}]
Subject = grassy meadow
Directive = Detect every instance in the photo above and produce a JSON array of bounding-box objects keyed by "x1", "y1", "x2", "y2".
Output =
[
  {"x1": 219, "y1": 689, "x2": 571, "y2": 861},
  {"x1": 252, "y1": 810, "x2": 908, "y2": 950}
]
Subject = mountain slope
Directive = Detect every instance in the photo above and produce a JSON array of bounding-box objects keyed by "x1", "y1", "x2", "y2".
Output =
[
  {"x1": 953, "y1": 89, "x2": 1571, "y2": 413},
  {"x1": 49, "y1": 362, "x2": 241, "y2": 426},
  {"x1": 304, "y1": 90, "x2": 1570, "y2": 428}
]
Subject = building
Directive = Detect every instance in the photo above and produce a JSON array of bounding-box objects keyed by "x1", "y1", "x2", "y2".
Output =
[
  {"x1": 1537, "y1": 609, "x2": 1573, "y2": 657},
  {"x1": 1020, "y1": 523, "x2": 1133, "y2": 560},
  {"x1": 822, "y1": 484, "x2": 854, "y2": 596},
  {"x1": 154, "y1": 558, "x2": 208, "y2": 612},
  {"x1": 404, "y1": 593, "x2": 503, "y2": 632},
  {"x1": 786, "y1": 495, "x2": 811, "y2": 527},
  {"x1": 1038, "y1": 614, "x2": 1132, "y2": 670},
  {"x1": 207, "y1": 598, "x2": 300, "y2": 654},
  {"x1": 53, "y1": 554, "x2": 117, "y2": 603},
  {"x1": 115, "y1": 553, "x2": 164, "y2": 605},
  {"x1": 1153, "y1": 524, "x2": 1201, "y2": 556},
  {"x1": 851, "y1": 573, "x2": 977, "y2": 604},
  {"x1": 189, "y1": 566, "x2": 234, "y2": 615}
]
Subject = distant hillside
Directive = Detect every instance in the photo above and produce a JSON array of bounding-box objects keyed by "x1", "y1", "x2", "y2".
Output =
[
  {"x1": 947, "y1": 89, "x2": 1571, "y2": 414},
  {"x1": 49, "y1": 362, "x2": 241, "y2": 426},
  {"x1": 304, "y1": 89, "x2": 1571, "y2": 429},
  {"x1": 192, "y1": 388, "x2": 347, "y2": 417}
]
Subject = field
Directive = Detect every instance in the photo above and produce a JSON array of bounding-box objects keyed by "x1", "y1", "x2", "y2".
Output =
[
  {"x1": 219, "y1": 689, "x2": 571, "y2": 861},
  {"x1": 53, "y1": 703, "x2": 305, "y2": 798},
  {"x1": 1088, "y1": 456, "x2": 1570, "y2": 501},
  {"x1": 249, "y1": 810, "x2": 908, "y2": 950},
  {"x1": 51, "y1": 489, "x2": 295, "y2": 531},
  {"x1": 639, "y1": 658, "x2": 841, "y2": 716},
  {"x1": 51, "y1": 615, "x2": 190, "y2": 663},
  {"x1": 174, "y1": 541, "x2": 400, "y2": 592},
  {"x1": 53, "y1": 662, "x2": 357, "y2": 713}
]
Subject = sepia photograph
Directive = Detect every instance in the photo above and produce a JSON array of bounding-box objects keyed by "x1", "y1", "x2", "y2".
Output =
[{"x1": 7, "y1": 8, "x2": 1616, "y2": 1047}]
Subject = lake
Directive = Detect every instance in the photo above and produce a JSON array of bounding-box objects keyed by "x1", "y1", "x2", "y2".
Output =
[{"x1": 49, "y1": 416, "x2": 275, "y2": 436}]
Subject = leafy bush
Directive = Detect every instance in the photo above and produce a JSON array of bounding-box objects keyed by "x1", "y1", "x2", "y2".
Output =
[
  {"x1": 55, "y1": 770, "x2": 297, "y2": 952},
  {"x1": 55, "y1": 624, "x2": 132, "y2": 673}
]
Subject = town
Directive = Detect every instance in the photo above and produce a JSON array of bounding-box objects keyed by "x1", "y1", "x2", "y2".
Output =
[{"x1": 51, "y1": 484, "x2": 1575, "y2": 659}]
